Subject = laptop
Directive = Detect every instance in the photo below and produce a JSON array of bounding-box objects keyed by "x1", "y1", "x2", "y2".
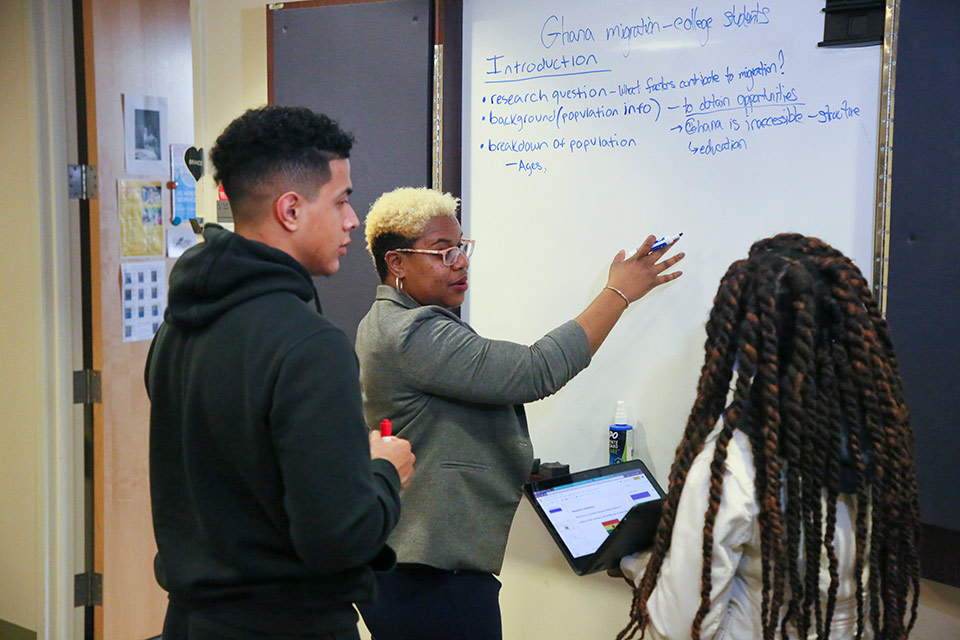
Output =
[{"x1": 522, "y1": 459, "x2": 664, "y2": 575}]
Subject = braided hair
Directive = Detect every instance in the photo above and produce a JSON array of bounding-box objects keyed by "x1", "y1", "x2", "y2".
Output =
[{"x1": 620, "y1": 234, "x2": 920, "y2": 640}]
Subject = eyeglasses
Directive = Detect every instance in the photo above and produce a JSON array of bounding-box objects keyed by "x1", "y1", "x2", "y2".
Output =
[{"x1": 392, "y1": 239, "x2": 475, "y2": 266}]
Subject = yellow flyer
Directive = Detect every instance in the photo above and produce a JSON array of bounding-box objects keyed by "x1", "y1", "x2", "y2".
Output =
[{"x1": 118, "y1": 179, "x2": 164, "y2": 256}]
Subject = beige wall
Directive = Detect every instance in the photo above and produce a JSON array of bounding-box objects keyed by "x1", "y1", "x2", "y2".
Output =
[
  {"x1": 0, "y1": 0, "x2": 43, "y2": 632},
  {"x1": 192, "y1": 0, "x2": 269, "y2": 225}
]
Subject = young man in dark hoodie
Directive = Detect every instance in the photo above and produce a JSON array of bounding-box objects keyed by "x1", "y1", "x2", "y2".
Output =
[{"x1": 146, "y1": 105, "x2": 415, "y2": 640}]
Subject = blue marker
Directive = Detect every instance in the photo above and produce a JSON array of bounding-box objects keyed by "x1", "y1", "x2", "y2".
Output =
[{"x1": 651, "y1": 232, "x2": 683, "y2": 252}]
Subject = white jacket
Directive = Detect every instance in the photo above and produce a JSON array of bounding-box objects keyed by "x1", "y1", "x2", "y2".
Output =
[{"x1": 623, "y1": 428, "x2": 869, "y2": 640}]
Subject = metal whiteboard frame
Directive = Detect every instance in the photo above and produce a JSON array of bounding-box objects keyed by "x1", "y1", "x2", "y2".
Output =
[
  {"x1": 432, "y1": 43, "x2": 444, "y2": 190},
  {"x1": 873, "y1": 0, "x2": 901, "y2": 314}
]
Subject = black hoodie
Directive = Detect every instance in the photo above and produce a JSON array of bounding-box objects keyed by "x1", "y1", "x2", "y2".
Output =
[{"x1": 146, "y1": 224, "x2": 401, "y2": 635}]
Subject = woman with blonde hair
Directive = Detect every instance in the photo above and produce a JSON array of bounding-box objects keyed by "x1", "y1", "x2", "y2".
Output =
[{"x1": 355, "y1": 187, "x2": 684, "y2": 640}]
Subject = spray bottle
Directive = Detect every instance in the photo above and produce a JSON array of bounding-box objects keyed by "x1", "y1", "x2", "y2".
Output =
[{"x1": 608, "y1": 400, "x2": 634, "y2": 464}]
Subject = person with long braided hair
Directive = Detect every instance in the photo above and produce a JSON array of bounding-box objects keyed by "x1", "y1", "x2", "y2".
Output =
[{"x1": 616, "y1": 233, "x2": 920, "y2": 640}]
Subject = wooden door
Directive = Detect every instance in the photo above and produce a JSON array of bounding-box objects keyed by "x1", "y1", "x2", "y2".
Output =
[{"x1": 76, "y1": 0, "x2": 193, "y2": 637}]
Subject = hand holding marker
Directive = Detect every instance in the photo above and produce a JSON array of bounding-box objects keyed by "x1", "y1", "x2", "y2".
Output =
[
  {"x1": 635, "y1": 233, "x2": 683, "y2": 256},
  {"x1": 650, "y1": 232, "x2": 683, "y2": 252},
  {"x1": 370, "y1": 418, "x2": 414, "y2": 488}
]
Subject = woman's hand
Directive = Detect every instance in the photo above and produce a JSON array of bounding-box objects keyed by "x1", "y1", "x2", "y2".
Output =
[
  {"x1": 606, "y1": 551, "x2": 652, "y2": 588},
  {"x1": 606, "y1": 235, "x2": 685, "y2": 305},
  {"x1": 619, "y1": 550, "x2": 652, "y2": 587},
  {"x1": 575, "y1": 236, "x2": 685, "y2": 355}
]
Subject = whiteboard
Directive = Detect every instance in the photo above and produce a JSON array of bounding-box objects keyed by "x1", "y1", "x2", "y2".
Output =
[{"x1": 462, "y1": 0, "x2": 882, "y2": 481}]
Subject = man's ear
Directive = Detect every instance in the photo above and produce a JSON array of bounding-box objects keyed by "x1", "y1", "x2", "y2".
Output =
[
  {"x1": 274, "y1": 191, "x2": 301, "y2": 232},
  {"x1": 384, "y1": 250, "x2": 406, "y2": 280}
]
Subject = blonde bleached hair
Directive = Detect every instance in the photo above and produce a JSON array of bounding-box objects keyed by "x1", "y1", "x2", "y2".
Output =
[
  {"x1": 364, "y1": 187, "x2": 463, "y2": 281},
  {"x1": 364, "y1": 187, "x2": 460, "y2": 254}
]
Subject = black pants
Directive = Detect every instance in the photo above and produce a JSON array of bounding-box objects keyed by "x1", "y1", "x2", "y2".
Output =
[
  {"x1": 162, "y1": 602, "x2": 361, "y2": 640},
  {"x1": 358, "y1": 564, "x2": 502, "y2": 640}
]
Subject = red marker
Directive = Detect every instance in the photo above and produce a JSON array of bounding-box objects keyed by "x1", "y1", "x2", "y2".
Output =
[{"x1": 380, "y1": 419, "x2": 392, "y2": 438}]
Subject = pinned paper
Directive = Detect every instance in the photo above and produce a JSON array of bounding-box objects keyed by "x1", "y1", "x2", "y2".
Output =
[
  {"x1": 123, "y1": 94, "x2": 168, "y2": 176},
  {"x1": 120, "y1": 260, "x2": 166, "y2": 342},
  {"x1": 170, "y1": 143, "x2": 199, "y2": 226},
  {"x1": 118, "y1": 179, "x2": 164, "y2": 257},
  {"x1": 166, "y1": 224, "x2": 197, "y2": 258}
]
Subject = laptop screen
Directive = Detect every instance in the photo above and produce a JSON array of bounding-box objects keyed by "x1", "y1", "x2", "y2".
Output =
[{"x1": 530, "y1": 466, "x2": 661, "y2": 558}]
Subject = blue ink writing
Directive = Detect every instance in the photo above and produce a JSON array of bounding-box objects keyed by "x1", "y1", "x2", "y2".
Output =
[
  {"x1": 541, "y1": 15, "x2": 595, "y2": 49},
  {"x1": 646, "y1": 76, "x2": 676, "y2": 92},
  {"x1": 517, "y1": 159, "x2": 546, "y2": 175},
  {"x1": 486, "y1": 53, "x2": 601, "y2": 76},
  {"x1": 668, "y1": 7, "x2": 713, "y2": 47},
  {"x1": 568, "y1": 134, "x2": 637, "y2": 153},
  {"x1": 616, "y1": 80, "x2": 643, "y2": 96},
  {"x1": 605, "y1": 18, "x2": 661, "y2": 58},
  {"x1": 700, "y1": 93, "x2": 731, "y2": 111},
  {"x1": 810, "y1": 100, "x2": 861, "y2": 123},
  {"x1": 679, "y1": 69, "x2": 722, "y2": 89},
  {"x1": 738, "y1": 57, "x2": 781, "y2": 91},
  {"x1": 487, "y1": 139, "x2": 549, "y2": 152},
  {"x1": 558, "y1": 105, "x2": 620, "y2": 127},
  {"x1": 723, "y1": 3, "x2": 772, "y2": 28},
  {"x1": 487, "y1": 109, "x2": 559, "y2": 132},
  {"x1": 552, "y1": 85, "x2": 609, "y2": 104},
  {"x1": 684, "y1": 116, "x2": 724, "y2": 135},
  {"x1": 745, "y1": 105, "x2": 803, "y2": 131},
  {"x1": 736, "y1": 83, "x2": 798, "y2": 115},
  {"x1": 623, "y1": 98, "x2": 661, "y2": 122},
  {"x1": 489, "y1": 90, "x2": 550, "y2": 105},
  {"x1": 688, "y1": 136, "x2": 748, "y2": 155}
]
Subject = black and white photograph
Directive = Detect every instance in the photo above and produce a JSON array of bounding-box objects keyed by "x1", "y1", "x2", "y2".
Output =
[
  {"x1": 134, "y1": 108, "x2": 161, "y2": 160},
  {"x1": 123, "y1": 93, "x2": 168, "y2": 174}
]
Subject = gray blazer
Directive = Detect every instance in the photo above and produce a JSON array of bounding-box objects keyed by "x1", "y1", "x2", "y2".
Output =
[{"x1": 355, "y1": 285, "x2": 591, "y2": 573}]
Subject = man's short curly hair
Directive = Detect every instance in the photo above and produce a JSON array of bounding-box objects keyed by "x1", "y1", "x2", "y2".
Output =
[
  {"x1": 365, "y1": 187, "x2": 461, "y2": 281},
  {"x1": 209, "y1": 105, "x2": 353, "y2": 220}
]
